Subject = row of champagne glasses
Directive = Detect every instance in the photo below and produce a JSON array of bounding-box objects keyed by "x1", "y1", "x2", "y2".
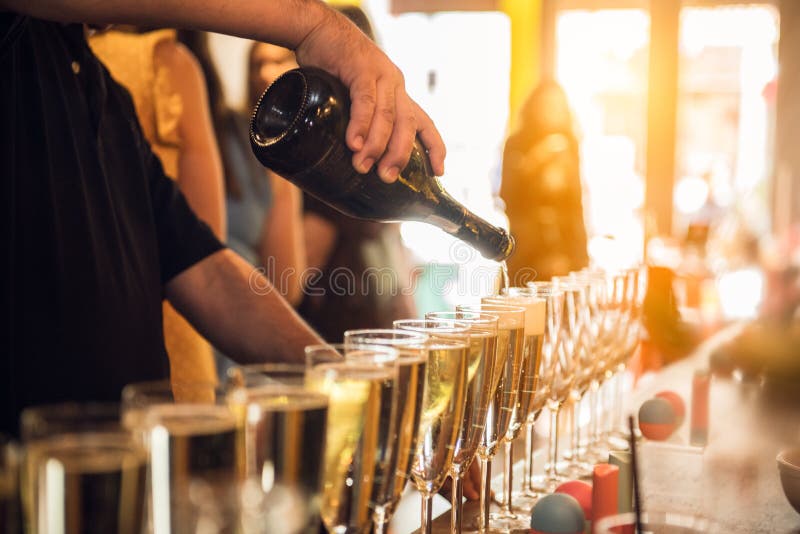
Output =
[{"x1": 15, "y1": 268, "x2": 644, "y2": 534}]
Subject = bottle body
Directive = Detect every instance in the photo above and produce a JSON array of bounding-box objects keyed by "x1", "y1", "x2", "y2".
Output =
[{"x1": 250, "y1": 67, "x2": 514, "y2": 261}]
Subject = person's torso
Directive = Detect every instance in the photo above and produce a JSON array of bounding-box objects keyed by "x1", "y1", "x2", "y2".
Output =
[{"x1": 0, "y1": 17, "x2": 169, "y2": 434}]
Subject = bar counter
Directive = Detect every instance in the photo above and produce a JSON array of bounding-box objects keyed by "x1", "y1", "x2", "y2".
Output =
[{"x1": 415, "y1": 325, "x2": 800, "y2": 533}]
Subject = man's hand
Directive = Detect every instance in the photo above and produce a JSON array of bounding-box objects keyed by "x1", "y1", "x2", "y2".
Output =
[{"x1": 294, "y1": 7, "x2": 445, "y2": 183}]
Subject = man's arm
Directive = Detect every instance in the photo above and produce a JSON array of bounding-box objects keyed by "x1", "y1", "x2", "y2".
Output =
[
  {"x1": 0, "y1": 0, "x2": 446, "y2": 182},
  {"x1": 165, "y1": 248, "x2": 325, "y2": 364}
]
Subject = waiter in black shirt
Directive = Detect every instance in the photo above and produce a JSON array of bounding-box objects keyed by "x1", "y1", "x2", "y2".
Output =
[{"x1": 0, "y1": 0, "x2": 446, "y2": 436}]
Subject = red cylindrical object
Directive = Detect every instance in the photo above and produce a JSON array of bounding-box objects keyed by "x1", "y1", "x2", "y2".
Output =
[
  {"x1": 592, "y1": 463, "x2": 619, "y2": 534},
  {"x1": 690, "y1": 370, "x2": 710, "y2": 446}
]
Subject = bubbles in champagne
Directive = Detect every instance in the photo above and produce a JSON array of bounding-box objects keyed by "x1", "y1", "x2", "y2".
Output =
[
  {"x1": 412, "y1": 342, "x2": 468, "y2": 496},
  {"x1": 307, "y1": 364, "x2": 396, "y2": 533}
]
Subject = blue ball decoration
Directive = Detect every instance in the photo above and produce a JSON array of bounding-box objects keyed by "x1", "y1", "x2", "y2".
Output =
[
  {"x1": 638, "y1": 397, "x2": 677, "y2": 424},
  {"x1": 530, "y1": 493, "x2": 585, "y2": 534}
]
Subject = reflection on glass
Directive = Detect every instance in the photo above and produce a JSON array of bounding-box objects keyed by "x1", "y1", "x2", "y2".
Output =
[
  {"x1": 342, "y1": 330, "x2": 428, "y2": 534},
  {"x1": 424, "y1": 311, "x2": 500, "y2": 534},
  {"x1": 482, "y1": 290, "x2": 544, "y2": 523},
  {"x1": 122, "y1": 381, "x2": 241, "y2": 534},
  {"x1": 227, "y1": 364, "x2": 328, "y2": 533},
  {"x1": 455, "y1": 302, "x2": 525, "y2": 533},
  {"x1": 306, "y1": 344, "x2": 399, "y2": 534}
]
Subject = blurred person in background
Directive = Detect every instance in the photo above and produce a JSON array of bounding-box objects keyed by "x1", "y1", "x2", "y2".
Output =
[
  {"x1": 89, "y1": 27, "x2": 226, "y2": 388},
  {"x1": 500, "y1": 79, "x2": 589, "y2": 282}
]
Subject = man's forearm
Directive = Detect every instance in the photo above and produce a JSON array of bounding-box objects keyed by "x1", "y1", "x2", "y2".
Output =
[
  {"x1": 0, "y1": 0, "x2": 329, "y2": 51},
  {"x1": 166, "y1": 249, "x2": 324, "y2": 365}
]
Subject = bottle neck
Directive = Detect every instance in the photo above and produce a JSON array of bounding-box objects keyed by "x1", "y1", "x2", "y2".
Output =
[{"x1": 426, "y1": 189, "x2": 515, "y2": 262}]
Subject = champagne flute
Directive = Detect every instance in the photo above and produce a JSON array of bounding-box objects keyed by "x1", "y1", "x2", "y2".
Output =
[
  {"x1": 588, "y1": 271, "x2": 628, "y2": 457},
  {"x1": 525, "y1": 281, "x2": 565, "y2": 495},
  {"x1": 20, "y1": 403, "x2": 146, "y2": 534},
  {"x1": 397, "y1": 336, "x2": 469, "y2": 534},
  {"x1": 391, "y1": 319, "x2": 479, "y2": 534},
  {"x1": 424, "y1": 311, "x2": 500, "y2": 534},
  {"x1": 574, "y1": 269, "x2": 618, "y2": 462},
  {"x1": 306, "y1": 343, "x2": 399, "y2": 534},
  {"x1": 455, "y1": 303, "x2": 525, "y2": 533},
  {"x1": 608, "y1": 267, "x2": 647, "y2": 444},
  {"x1": 225, "y1": 364, "x2": 329, "y2": 533},
  {"x1": 541, "y1": 280, "x2": 581, "y2": 490},
  {"x1": 554, "y1": 274, "x2": 595, "y2": 478},
  {"x1": 122, "y1": 381, "x2": 242, "y2": 534},
  {"x1": 342, "y1": 330, "x2": 428, "y2": 534},
  {"x1": 482, "y1": 289, "x2": 546, "y2": 523}
]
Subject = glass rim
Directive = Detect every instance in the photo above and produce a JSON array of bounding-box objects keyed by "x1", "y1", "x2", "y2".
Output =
[
  {"x1": 484, "y1": 292, "x2": 543, "y2": 305},
  {"x1": 455, "y1": 302, "x2": 526, "y2": 314},
  {"x1": 305, "y1": 342, "x2": 400, "y2": 367},
  {"x1": 20, "y1": 402, "x2": 122, "y2": 441},
  {"x1": 229, "y1": 363, "x2": 306, "y2": 375},
  {"x1": 142, "y1": 403, "x2": 237, "y2": 428},
  {"x1": 499, "y1": 286, "x2": 536, "y2": 296},
  {"x1": 226, "y1": 363, "x2": 308, "y2": 392},
  {"x1": 343, "y1": 328, "x2": 429, "y2": 345},
  {"x1": 527, "y1": 280, "x2": 563, "y2": 294},
  {"x1": 121, "y1": 379, "x2": 221, "y2": 394},
  {"x1": 424, "y1": 310, "x2": 500, "y2": 326},
  {"x1": 392, "y1": 318, "x2": 471, "y2": 334}
]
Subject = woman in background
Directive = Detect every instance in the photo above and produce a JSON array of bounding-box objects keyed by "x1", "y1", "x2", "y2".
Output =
[
  {"x1": 89, "y1": 28, "x2": 225, "y2": 387},
  {"x1": 500, "y1": 80, "x2": 589, "y2": 282},
  {"x1": 179, "y1": 32, "x2": 307, "y2": 308}
]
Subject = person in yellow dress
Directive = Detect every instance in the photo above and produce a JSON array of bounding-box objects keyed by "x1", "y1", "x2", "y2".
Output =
[{"x1": 89, "y1": 28, "x2": 226, "y2": 387}]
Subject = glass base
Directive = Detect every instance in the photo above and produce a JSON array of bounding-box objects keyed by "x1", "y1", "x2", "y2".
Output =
[
  {"x1": 487, "y1": 511, "x2": 523, "y2": 532},
  {"x1": 539, "y1": 468, "x2": 570, "y2": 492},
  {"x1": 563, "y1": 459, "x2": 593, "y2": 479},
  {"x1": 510, "y1": 489, "x2": 538, "y2": 516}
]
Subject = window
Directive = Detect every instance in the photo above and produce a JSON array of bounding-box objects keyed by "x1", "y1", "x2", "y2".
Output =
[
  {"x1": 674, "y1": 5, "x2": 779, "y2": 237},
  {"x1": 554, "y1": 7, "x2": 650, "y2": 268}
]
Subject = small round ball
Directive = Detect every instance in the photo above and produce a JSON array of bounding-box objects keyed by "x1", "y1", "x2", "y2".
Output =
[
  {"x1": 555, "y1": 480, "x2": 592, "y2": 520},
  {"x1": 639, "y1": 397, "x2": 677, "y2": 440},
  {"x1": 655, "y1": 390, "x2": 686, "y2": 426},
  {"x1": 530, "y1": 493, "x2": 585, "y2": 534}
]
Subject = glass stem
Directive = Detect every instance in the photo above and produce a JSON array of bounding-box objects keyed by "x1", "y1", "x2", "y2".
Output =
[
  {"x1": 571, "y1": 399, "x2": 581, "y2": 462},
  {"x1": 547, "y1": 405, "x2": 560, "y2": 480},
  {"x1": 589, "y1": 380, "x2": 599, "y2": 448},
  {"x1": 450, "y1": 473, "x2": 463, "y2": 534},
  {"x1": 525, "y1": 421, "x2": 534, "y2": 492},
  {"x1": 613, "y1": 365, "x2": 625, "y2": 432},
  {"x1": 374, "y1": 507, "x2": 388, "y2": 534},
  {"x1": 421, "y1": 494, "x2": 433, "y2": 534},
  {"x1": 603, "y1": 376, "x2": 614, "y2": 437},
  {"x1": 502, "y1": 440, "x2": 513, "y2": 513},
  {"x1": 479, "y1": 457, "x2": 491, "y2": 532}
]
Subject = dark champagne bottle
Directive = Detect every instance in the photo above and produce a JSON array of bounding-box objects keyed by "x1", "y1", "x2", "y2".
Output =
[{"x1": 249, "y1": 67, "x2": 514, "y2": 261}]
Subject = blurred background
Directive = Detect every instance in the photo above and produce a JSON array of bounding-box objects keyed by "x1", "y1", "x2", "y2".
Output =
[{"x1": 209, "y1": 0, "x2": 798, "y2": 347}]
